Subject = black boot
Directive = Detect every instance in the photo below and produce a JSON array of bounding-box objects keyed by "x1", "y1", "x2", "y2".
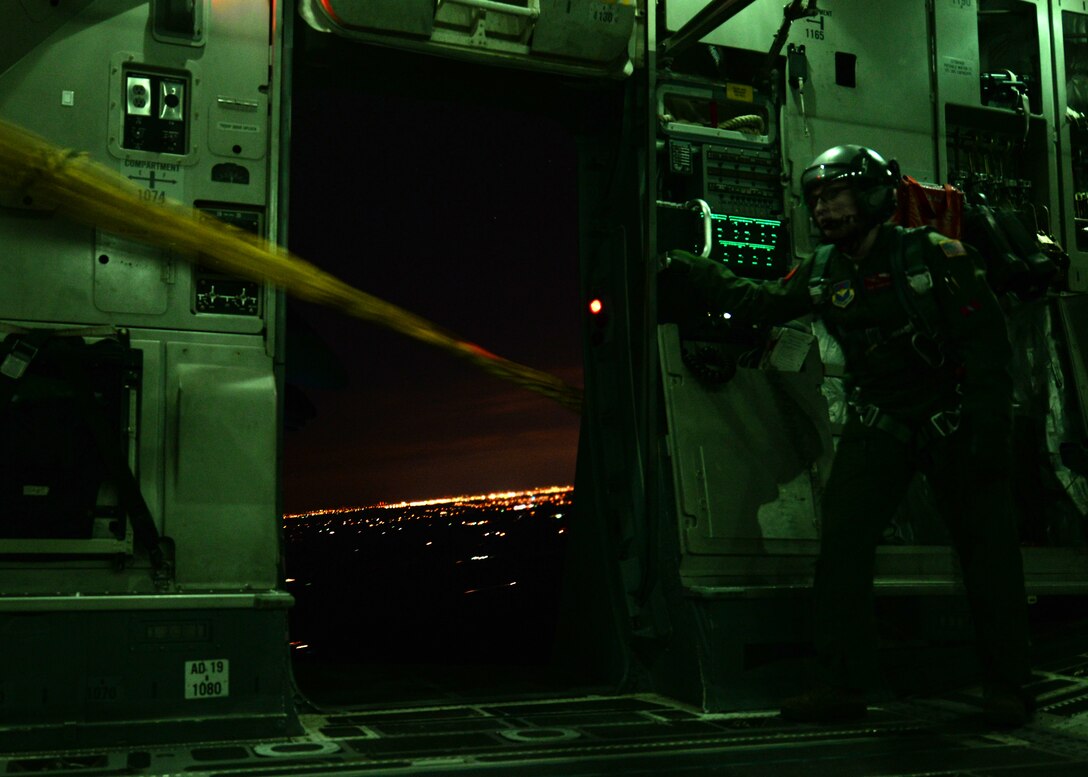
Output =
[{"x1": 982, "y1": 683, "x2": 1035, "y2": 728}]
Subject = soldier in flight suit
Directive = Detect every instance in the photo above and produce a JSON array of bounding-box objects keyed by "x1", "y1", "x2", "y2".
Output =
[{"x1": 659, "y1": 145, "x2": 1034, "y2": 727}]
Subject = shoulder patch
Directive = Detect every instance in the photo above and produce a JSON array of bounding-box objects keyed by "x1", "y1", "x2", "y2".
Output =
[{"x1": 937, "y1": 239, "x2": 966, "y2": 258}]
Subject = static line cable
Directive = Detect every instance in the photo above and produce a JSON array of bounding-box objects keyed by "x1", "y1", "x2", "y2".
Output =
[
  {"x1": 717, "y1": 114, "x2": 766, "y2": 134},
  {"x1": 0, "y1": 119, "x2": 583, "y2": 413},
  {"x1": 763, "y1": 0, "x2": 820, "y2": 80}
]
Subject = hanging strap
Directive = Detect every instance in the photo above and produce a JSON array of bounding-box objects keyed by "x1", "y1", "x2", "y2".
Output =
[
  {"x1": 808, "y1": 242, "x2": 835, "y2": 306},
  {"x1": 890, "y1": 227, "x2": 942, "y2": 341},
  {"x1": 57, "y1": 351, "x2": 173, "y2": 586}
]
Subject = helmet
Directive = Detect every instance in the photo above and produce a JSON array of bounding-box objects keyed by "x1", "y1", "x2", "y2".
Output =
[{"x1": 800, "y1": 145, "x2": 899, "y2": 225}]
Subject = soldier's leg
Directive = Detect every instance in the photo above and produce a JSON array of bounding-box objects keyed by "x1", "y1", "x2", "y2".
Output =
[
  {"x1": 813, "y1": 418, "x2": 916, "y2": 690},
  {"x1": 926, "y1": 433, "x2": 1032, "y2": 690}
]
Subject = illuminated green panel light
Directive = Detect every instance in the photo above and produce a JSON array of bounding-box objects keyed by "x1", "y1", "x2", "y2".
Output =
[
  {"x1": 718, "y1": 240, "x2": 775, "y2": 250},
  {"x1": 711, "y1": 214, "x2": 781, "y2": 226}
]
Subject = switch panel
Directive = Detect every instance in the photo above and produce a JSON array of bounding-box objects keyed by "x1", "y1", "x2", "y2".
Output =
[{"x1": 122, "y1": 69, "x2": 189, "y2": 155}]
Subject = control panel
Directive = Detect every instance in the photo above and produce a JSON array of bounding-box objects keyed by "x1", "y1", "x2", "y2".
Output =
[
  {"x1": 193, "y1": 205, "x2": 263, "y2": 316},
  {"x1": 656, "y1": 77, "x2": 786, "y2": 280},
  {"x1": 711, "y1": 214, "x2": 783, "y2": 278},
  {"x1": 704, "y1": 146, "x2": 782, "y2": 220}
]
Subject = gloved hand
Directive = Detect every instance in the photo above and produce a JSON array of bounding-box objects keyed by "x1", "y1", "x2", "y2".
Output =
[
  {"x1": 657, "y1": 250, "x2": 717, "y2": 325},
  {"x1": 663, "y1": 249, "x2": 715, "y2": 277}
]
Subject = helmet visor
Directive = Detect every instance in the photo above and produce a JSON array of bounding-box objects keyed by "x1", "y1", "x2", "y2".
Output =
[{"x1": 803, "y1": 180, "x2": 853, "y2": 212}]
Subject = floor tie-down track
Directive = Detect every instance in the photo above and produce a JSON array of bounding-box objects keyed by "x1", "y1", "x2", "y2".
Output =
[{"x1": 7, "y1": 654, "x2": 1088, "y2": 776}]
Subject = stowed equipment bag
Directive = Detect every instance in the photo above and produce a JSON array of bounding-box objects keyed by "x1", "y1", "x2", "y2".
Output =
[
  {"x1": 892, "y1": 176, "x2": 1062, "y2": 299},
  {"x1": 0, "y1": 330, "x2": 161, "y2": 557}
]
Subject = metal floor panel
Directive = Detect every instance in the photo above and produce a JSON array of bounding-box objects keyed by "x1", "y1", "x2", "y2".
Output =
[{"x1": 6, "y1": 662, "x2": 1088, "y2": 776}]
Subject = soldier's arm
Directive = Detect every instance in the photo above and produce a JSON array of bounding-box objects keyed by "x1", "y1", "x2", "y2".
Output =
[
  {"x1": 661, "y1": 249, "x2": 816, "y2": 325},
  {"x1": 928, "y1": 234, "x2": 1013, "y2": 420}
]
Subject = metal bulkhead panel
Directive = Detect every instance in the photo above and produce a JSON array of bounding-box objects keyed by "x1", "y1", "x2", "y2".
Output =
[
  {"x1": 0, "y1": 0, "x2": 275, "y2": 336},
  {"x1": 0, "y1": 0, "x2": 293, "y2": 746},
  {"x1": 531, "y1": 0, "x2": 636, "y2": 66},
  {"x1": 300, "y1": 0, "x2": 638, "y2": 78},
  {"x1": 309, "y1": 0, "x2": 436, "y2": 37},
  {"x1": 0, "y1": 0, "x2": 283, "y2": 592},
  {"x1": 0, "y1": 0, "x2": 97, "y2": 79},
  {"x1": 668, "y1": 0, "x2": 938, "y2": 257}
]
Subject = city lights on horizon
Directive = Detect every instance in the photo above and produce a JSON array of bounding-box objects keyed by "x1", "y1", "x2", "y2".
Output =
[
  {"x1": 282, "y1": 483, "x2": 571, "y2": 656},
  {"x1": 284, "y1": 484, "x2": 573, "y2": 520}
]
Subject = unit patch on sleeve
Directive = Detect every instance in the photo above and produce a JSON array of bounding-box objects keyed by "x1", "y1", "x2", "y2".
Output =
[
  {"x1": 830, "y1": 280, "x2": 855, "y2": 308},
  {"x1": 938, "y1": 239, "x2": 967, "y2": 258}
]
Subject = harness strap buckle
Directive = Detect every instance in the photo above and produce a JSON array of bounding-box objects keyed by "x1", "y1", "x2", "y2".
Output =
[
  {"x1": 0, "y1": 339, "x2": 39, "y2": 380},
  {"x1": 908, "y1": 269, "x2": 934, "y2": 294},
  {"x1": 930, "y1": 408, "x2": 961, "y2": 437},
  {"x1": 911, "y1": 332, "x2": 946, "y2": 369},
  {"x1": 858, "y1": 404, "x2": 881, "y2": 427},
  {"x1": 854, "y1": 403, "x2": 913, "y2": 443}
]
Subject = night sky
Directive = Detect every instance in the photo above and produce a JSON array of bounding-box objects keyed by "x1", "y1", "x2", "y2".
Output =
[{"x1": 282, "y1": 85, "x2": 583, "y2": 513}]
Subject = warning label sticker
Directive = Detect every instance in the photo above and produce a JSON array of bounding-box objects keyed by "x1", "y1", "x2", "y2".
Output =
[
  {"x1": 943, "y1": 57, "x2": 974, "y2": 78},
  {"x1": 217, "y1": 122, "x2": 260, "y2": 134}
]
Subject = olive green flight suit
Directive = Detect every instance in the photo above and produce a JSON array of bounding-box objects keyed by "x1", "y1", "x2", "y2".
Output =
[{"x1": 665, "y1": 223, "x2": 1031, "y2": 692}]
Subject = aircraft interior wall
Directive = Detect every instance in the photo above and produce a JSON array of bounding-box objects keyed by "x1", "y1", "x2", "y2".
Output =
[
  {"x1": 645, "y1": 0, "x2": 1088, "y2": 711},
  {"x1": 0, "y1": 0, "x2": 295, "y2": 747}
]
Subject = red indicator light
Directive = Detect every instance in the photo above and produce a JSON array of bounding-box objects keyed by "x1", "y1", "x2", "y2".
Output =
[{"x1": 589, "y1": 299, "x2": 603, "y2": 315}]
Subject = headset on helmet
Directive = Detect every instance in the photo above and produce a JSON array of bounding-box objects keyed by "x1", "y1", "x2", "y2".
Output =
[{"x1": 801, "y1": 145, "x2": 900, "y2": 225}]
